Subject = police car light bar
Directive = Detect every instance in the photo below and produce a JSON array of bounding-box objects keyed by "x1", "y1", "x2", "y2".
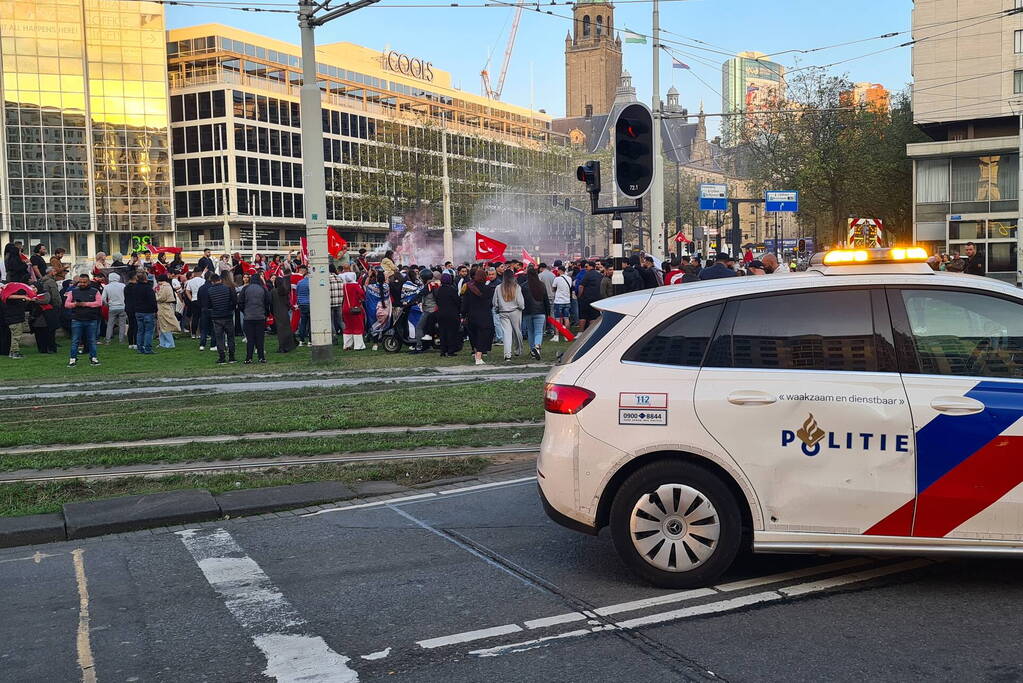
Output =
[{"x1": 820, "y1": 247, "x2": 928, "y2": 266}]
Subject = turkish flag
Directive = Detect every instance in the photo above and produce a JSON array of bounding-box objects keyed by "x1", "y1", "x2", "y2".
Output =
[
  {"x1": 299, "y1": 237, "x2": 309, "y2": 265},
  {"x1": 475, "y1": 232, "x2": 507, "y2": 262},
  {"x1": 146, "y1": 244, "x2": 183, "y2": 255},
  {"x1": 521, "y1": 248, "x2": 538, "y2": 269},
  {"x1": 327, "y1": 227, "x2": 348, "y2": 259},
  {"x1": 673, "y1": 232, "x2": 690, "y2": 244},
  {"x1": 240, "y1": 260, "x2": 257, "y2": 275},
  {"x1": 265, "y1": 261, "x2": 282, "y2": 280}
]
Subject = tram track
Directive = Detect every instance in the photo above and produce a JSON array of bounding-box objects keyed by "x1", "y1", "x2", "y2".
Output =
[{"x1": 0, "y1": 445, "x2": 540, "y2": 485}]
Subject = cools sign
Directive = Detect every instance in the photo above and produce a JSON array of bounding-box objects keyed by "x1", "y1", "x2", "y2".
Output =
[{"x1": 384, "y1": 50, "x2": 435, "y2": 82}]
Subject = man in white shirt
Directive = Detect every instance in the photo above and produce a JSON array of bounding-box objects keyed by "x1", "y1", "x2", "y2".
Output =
[
  {"x1": 184, "y1": 272, "x2": 206, "y2": 338},
  {"x1": 101, "y1": 272, "x2": 127, "y2": 343},
  {"x1": 551, "y1": 269, "x2": 573, "y2": 342}
]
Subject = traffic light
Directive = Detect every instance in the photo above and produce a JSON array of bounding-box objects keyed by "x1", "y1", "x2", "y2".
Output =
[
  {"x1": 576, "y1": 160, "x2": 601, "y2": 195},
  {"x1": 686, "y1": 240, "x2": 694, "y2": 254},
  {"x1": 614, "y1": 103, "x2": 654, "y2": 199}
]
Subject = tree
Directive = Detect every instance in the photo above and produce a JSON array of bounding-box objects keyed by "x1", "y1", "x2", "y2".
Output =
[{"x1": 739, "y1": 70, "x2": 927, "y2": 247}]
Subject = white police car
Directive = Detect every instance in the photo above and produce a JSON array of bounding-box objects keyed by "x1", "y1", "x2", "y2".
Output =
[{"x1": 538, "y1": 248, "x2": 1023, "y2": 587}]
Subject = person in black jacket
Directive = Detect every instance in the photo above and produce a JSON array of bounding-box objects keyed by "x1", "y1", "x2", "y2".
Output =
[
  {"x1": 238, "y1": 274, "x2": 271, "y2": 363},
  {"x1": 434, "y1": 273, "x2": 462, "y2": 357},
  {"x1": 638, "y1": 257, "x2": 659, "y2": 289},
  {"x1": 621, "y1": 255, "x2": 645, "y2": 292},
  {"x1": 462, "y1": 267, "x2": 496, "y2": 366},
  {"x1": 205, "y1": 274, "x2": 238, "y2": 363},
  {"x1": 126, "y1": 271, "x2": 157, "y2": 354}
]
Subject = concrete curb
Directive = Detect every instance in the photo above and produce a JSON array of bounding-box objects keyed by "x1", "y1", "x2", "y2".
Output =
[{"x1": 0, "y1": 463, "x2": 536, "y2": 549}]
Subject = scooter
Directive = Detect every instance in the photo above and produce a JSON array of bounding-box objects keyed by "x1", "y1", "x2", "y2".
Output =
[{"x1": 380, "y1": 303, "x2": 434, "y2": 353}]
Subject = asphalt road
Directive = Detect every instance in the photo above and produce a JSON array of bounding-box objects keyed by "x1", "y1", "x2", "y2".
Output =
[{"x1": 3, "y1": 476, "x2": 1022, "y2": 682}]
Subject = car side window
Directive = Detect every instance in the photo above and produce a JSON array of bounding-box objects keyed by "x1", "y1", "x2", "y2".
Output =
[
  {"x1": 728, "y1": 289, "x2": 878, "y2": 372},
  {"x1": 900, "y1": 289, "x2": 1023, "y2": 378},
  {"x1": 623, "y1": 303, "x2": 723, "y2": 367}
]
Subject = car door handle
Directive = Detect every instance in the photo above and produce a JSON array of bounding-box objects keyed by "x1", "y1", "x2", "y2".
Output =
[
  {"x1": 930, "y1": 396, "x2": 985, "y2": 415},
  {"x1": 727, "y1": 391, "x2": 777, "y2": 406}
]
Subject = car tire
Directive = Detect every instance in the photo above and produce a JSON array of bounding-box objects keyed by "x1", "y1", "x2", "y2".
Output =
[{"x1": 609, "y1": 460, "x2": 742, "y2": 588}]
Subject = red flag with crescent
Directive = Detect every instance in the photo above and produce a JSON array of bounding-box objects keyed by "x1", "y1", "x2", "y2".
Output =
[
  {"x1": 475, "y1": 232, "x2": 507, "y2": 262},
  {"x1": 327, "y1": 227, "x2": 348, "y2": 259},
  {"x1": 521, "y1": 248, "x2": 539, "y2": 269}
]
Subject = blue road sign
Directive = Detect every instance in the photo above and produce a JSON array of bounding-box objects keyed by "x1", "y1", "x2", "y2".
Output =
[
  {"x1": 765, "y1": 190, "x2": 799, "y2": 213},
  {"x1": 698, "y1": 183, "x2": 728, "y2": 211}
]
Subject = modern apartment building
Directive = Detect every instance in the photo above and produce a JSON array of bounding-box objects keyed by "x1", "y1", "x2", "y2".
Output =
[
  {"x1": 720, "y1": 51, "x2": 785, "y2": 148},
  {"x1": 840, "y1": 82, "x2": 891, "y2": 113},
  {"x1": 167, "y1": 25, "x2": 568, "y2": 254},
  {"x1": 908, "y1": 0, "x2": 1023, "y2": 281},
  {"x1": 0, "y1": 0, "x2": 172, "y2": 261}
]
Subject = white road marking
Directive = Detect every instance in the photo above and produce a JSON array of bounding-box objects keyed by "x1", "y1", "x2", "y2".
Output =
[
  {"x1": 71, "y1": 549, "x2": 97, "y2": 683},
  {"x1": 592, "y1": 588, "x2": 717, "y2": 617},
  {"x1": 511, "y1": 559, "x2": 875, "y2": 636},
  {"x1": 465, "y1": 559, "x2": 935, "y2": 657},
  {"x1": 470, "y1": 628, "x2": 593, "y2": 658},
  {"x1": 360, "y1": 648, "x2": 391, "y2": 661},
  {"x1": 417, "y1": 624, "x2": 523, "y2": 649},
  {"x1": 777, "y1": 559, "x2": 932, "y2": 597},
  {"x1": 522, "y1": 612, "x2": 587, "y2": 629},
  {"x1": 714, "y1": 558, "x2": 874, "y2": 592},
  {"x1": 177, "y1": 528, "x2": 358, "y2": 682},
  {"x1": 437, "y1": 477, "x2": 537, "y2": 494},
  {"x1": 416, "y1": 558, "x2": 933, "y2": 655},
  {"x1": 0, "y1": 550, "x2": 62, "y2": 565},
  {"x1": 302, "y1": 493, "x2": 437, "y2": 517},
  {"x1": 303, "y1": 477, "x2": 539, "y2": 518},
  {"x1": 617, "y1": 591, "x2": 782, "y2": 629}
]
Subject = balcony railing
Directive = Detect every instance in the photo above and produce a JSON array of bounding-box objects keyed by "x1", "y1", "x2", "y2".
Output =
[{"x1": 168, "y1": 69, "x2": 567, "y2": 148}]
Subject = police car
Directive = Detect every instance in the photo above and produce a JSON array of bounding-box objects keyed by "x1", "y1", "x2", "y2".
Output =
[{"x1": 538, "y1": 248, "x2": 1023, "y2": 587}]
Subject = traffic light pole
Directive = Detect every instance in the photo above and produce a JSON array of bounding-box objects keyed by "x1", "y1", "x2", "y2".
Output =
[{"x1": 611, "y1": 214, "x2": 625, "y2": 295}]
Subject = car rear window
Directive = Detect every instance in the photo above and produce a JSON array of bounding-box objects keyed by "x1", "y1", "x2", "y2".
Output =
[{"x1": 557, "y1": 311, "x2": 626, "y2": 365}]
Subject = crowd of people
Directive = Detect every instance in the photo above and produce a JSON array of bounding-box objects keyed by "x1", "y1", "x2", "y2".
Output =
[{"x1": 0, "y1": 239, "x2": 893, "y2": 367}]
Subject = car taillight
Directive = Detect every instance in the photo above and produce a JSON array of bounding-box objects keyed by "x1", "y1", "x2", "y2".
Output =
[{"x1": 544, "y1": 383, "x2": 595, "y2": 415}]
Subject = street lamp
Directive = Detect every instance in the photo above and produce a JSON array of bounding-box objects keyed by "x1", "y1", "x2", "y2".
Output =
[
  {"x1": 297, "y1": 0, "x2": 380, "y2": 362},
  {"x1": 1010, "y1": 98, "x2": 1023, "y2": 288}
]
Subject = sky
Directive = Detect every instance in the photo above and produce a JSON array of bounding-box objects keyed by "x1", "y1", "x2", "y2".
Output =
[{"x1": 167, "y1": 0, "x2": 914, "y2": 138}]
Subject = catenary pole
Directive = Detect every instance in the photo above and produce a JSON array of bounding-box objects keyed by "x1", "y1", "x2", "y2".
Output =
[
  {"x1": 298, "y1": 0, "x2": 332, "y2": 361},
  {"x1": 296, "y1": 0, "x2": 379, "y2": 361},
  {"x1": 649, "y1": 0, "x2": 665, "y2": 263}
]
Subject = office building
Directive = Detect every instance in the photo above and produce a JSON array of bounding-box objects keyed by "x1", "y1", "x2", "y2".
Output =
[
  {"x1": 908, "y1": 0, "x2": 1021, "y2": 281},
  {"x1": 167, "y1": 25, "x2": 567, "y2": 253},
  {"x1": 720, "y1": 51, "x2": 785, "y2": 148},
  {"x1": 0, "y1": 0, "x2": 172, "y2": 261}
]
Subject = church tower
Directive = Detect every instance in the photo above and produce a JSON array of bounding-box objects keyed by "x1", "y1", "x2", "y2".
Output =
[{"x1": 564, "y1": 1, "x2": 622, "y2": 118}]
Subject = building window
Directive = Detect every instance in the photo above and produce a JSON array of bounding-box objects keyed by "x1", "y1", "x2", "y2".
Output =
[
  {"x1": 1015, "y1": 70, "x2": 1023, "y2": 94},
  {"x1": 582, "y1": 15, "x2": 590, "y2": 37},
  {"x1": 916, "y1": 159, "x2": 949, "y2": 203},
  {"x1": 1016, "y1": 30, "x2": 1023, "y2": 54},
  {"x1": 595, "y1": 15, "x2": 603, "y2": 36}
]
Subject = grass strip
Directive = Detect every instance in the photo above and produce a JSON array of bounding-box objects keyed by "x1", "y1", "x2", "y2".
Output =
[
  {"x1": 0, "y1": 457, "x2": 492, "y2": 517},
  {"x1": 0, "y1": 378, "x2": 545, "y2": 448},
  {"x1": 1, "y1": 425, "x2": 544, "y2": 472},
  {"x1": 1, "y1": 336, "x2": 570, "y2": 386}
]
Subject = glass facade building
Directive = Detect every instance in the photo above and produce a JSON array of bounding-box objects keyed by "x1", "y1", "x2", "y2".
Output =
[
  {"x1": 167, "y1": 26, "x2": 569, "y2": 254},
  {"x1": 0, "y1": 0, "x2": 171, "y2": 261}
]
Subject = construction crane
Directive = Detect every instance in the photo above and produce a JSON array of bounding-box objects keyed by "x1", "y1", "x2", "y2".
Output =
[{"x1": 480, "y1": 3, "x2": 523, "y2": 100}]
